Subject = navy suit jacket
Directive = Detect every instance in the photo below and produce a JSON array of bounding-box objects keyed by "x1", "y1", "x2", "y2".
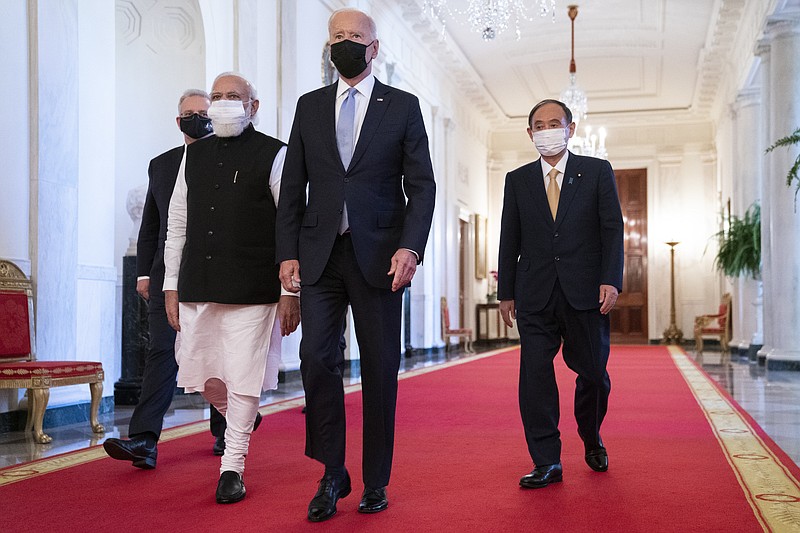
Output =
[
  {"x1": 497, "y1": 152, "x2": 624, "y2": 312},
  {"x1": 136, "y1": 145, "x2": 184, "y2": 295},
  {"x1": 276, "y1": 79, "x2": 436, "y2": 289}
]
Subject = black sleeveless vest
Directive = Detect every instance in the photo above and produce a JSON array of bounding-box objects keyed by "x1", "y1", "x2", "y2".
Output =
[{"x1": 179, "y1": 125, "x2": 285, "y2": 304}]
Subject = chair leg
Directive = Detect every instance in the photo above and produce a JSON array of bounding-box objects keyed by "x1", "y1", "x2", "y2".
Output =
[
  {"x1": 89, "y1": 381, "x2": 105, "y2": 434},
  {"x1": 29, "y1": 388, "x2": 53, "y2": 444}
]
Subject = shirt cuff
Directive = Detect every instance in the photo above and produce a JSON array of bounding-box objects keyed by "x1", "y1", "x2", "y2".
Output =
[
  {"x1": 162, "y1": 278, "x2": 178, "y2": 291},
  {"x1": 137, "y1": 276, "x2": 150, "y2": 282},
  {"x1": 403, "y1": 248, "x2": 420, "y2": 264},
  {"x1": 281, "y1": 287, "x2": 300, "y2": 297}
]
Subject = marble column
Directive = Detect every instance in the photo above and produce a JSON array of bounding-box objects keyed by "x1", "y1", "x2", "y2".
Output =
[
  {"x1": 731, "y1": 88, "x2": 763, "y2": 356},
  {"x1": 763, "y1": 17, "x2": 800, "y2": 370},
  {"x1": 32, "y1": 1, "x2": 79, "y2": 364},
  {"x1": 756, "y1": 39, "x2": 774, "y2": 363}
]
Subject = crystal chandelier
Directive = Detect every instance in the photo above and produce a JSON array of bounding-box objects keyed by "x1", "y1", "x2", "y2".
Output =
[
  {"x1": 423, "y1": 0, "x2": 557, "y2": 41},
  {"x1": 558, "y1": 5, "x2": 607, "y2": 159}
]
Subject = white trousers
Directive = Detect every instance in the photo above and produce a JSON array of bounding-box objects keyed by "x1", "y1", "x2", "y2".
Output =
[{"x1": 202, "y1": 378, "x2": 260, "y2": 475}]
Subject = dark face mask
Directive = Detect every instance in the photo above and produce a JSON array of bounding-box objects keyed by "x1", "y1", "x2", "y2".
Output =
[
  {"x1": 330, "y1": 39, "x2": 374, "y2": 79},
  {"x1": 180, "y1": 113, "x2": 213, "y2": 139}
]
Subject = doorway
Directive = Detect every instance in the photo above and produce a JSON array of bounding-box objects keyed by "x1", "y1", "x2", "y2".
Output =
[{"x1": 610, "y1": 168, "x2": 648, "y2": 344}]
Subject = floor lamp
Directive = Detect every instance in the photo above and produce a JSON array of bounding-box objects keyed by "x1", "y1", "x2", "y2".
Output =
[{"x1": 662, "y1": 241, "x2": 684, "y2": 344}]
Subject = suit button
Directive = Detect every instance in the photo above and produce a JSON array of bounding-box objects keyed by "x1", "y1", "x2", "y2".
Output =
[
  {"x1": 214, "y1": 184, "x2": 220, "y2": 189},
  {"x1": 554, "y1": 232, "x2": 559, "y2": 238},
  {"x1": 555, "y1": 256, "x2": 560, "y2": 261},
  {"x1": 207, "y1": 231, "x2": 214, "y2": 236},
  {"x1": 344, "y1": 178, "x2": 349, "y2": 183},
  {"x1": 205, "y1": 255, "x2": 212, "y2": 260},
  {"x1": 210, "y1": 206, "x2": 215, "y2": 211},
  {"x1": 217, "y1": 162, "x2": 223, "y2": 167}
]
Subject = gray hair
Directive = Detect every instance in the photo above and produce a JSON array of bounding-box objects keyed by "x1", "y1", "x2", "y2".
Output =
[
  {"x1": 177, "y1": 89, "x2": 209, "y2": 113},
  {"x1": 328, "y1": 8, "x2": 378, "y2": 41},
  {"x1": 212, "y1": 71, "x2": 258, "y2": 101}
]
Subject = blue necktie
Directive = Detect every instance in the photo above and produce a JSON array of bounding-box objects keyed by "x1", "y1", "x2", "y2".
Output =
[
  {"x1": 337, "y1": 87, "x2": 357, "y2": 169},
  {"x1": 337, "y1": 88, "x2": 357, "y2": 233}
]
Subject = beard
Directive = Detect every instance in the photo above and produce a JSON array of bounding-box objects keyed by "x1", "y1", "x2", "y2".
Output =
[{"x1": 212, "y1": 117, "x2": 249, "y2": 138}]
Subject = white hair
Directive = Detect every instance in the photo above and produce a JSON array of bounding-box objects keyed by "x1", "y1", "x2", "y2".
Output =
[
  {"x1": 177, "y1": 89, "x2": 209, "y2": 113},
  {"x1": 328, "y1": 8, "x2": 378, "y2": 40},
  {"x1": 212, "y1": 72, "x2": 258, "y2": 101}
]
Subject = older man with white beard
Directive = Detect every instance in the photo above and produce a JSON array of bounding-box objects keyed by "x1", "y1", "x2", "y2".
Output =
[{"x1": 163, "y1": 72, "x2": 299, "y2": 504}]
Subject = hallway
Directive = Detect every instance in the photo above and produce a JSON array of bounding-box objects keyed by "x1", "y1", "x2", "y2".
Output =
[{"x1": 2, "y1": 343, "x2": 799, "y2": 469}]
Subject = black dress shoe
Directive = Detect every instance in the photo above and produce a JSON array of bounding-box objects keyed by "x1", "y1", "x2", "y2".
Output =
[
  {"x1": 585, "y1": 447, "x2": 609, "y2": 472},
  {"x1": 358, "y1": 487, "x2": 388, "y2": 514},
  {"x1": 308, "y1": 471, "x2": 352, "y2": 522},
  {"x1": 212, "y1": 436, "x2": 225, "y2": 456},
  {"x1": 103, "y1": 435, "x2": 157, "y2": 469},
  {"x1": 211, "y1": 412, "x2": 262, "y2": 455},
  {"x1": 519, "y1": 463, "x2": 563, "y2": 489},
  {"x1": 216, "y1": 471, "x2": 246, "y2": 504}
]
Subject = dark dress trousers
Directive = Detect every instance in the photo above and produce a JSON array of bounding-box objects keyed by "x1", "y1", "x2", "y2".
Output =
[
  {"x1": 131, "y1": 145, "x2": 224, "y2": 440},
  {"x1": 276, "y1": 79, "x2": 436, "y2": 488},
  {"x1": 497, "y1": 153, "x2": 624, "y2": 466}
]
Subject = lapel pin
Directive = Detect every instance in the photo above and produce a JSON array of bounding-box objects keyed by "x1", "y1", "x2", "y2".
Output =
[
  {"x1": 377, "y1": 98, "x2": 384, "y2": 102},
  {"x1": 568, "y1": 177, "x2": 574, "y2": 185}
]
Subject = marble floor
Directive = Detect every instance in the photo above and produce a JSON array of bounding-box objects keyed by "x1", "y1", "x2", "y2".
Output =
[{"x1": 1, "y1": 343, "x2": 799, "y2": 468}]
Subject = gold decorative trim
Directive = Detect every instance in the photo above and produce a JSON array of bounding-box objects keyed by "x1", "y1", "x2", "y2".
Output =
[
  {"x1": 669, "y1": 345, "x2": 800, "y2": 530},
  {"x1": 0, "y1": 347, "x2": 511, "y2": 486}
]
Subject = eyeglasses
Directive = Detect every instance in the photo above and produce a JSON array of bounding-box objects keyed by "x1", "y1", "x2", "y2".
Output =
[{"x1": 180, "y1": 111, "x2": 209, "y2": 119}]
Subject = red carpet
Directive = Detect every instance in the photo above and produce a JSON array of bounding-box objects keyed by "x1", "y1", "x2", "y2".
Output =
[{"x1": 2, "y1": 345, "x2": 800, "y2": 532}]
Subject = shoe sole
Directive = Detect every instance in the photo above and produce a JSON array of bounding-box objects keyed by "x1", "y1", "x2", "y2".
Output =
[
  {"x1": 103, "y1": 442, "x2": 156, "y2": 469},
  {"x1": 358, "y1": 502, "x2": 388, "y2": 514},
  {"x1": 519, "y1": 475, "x2": 563, "y2": 489},
  {"x1": 216, "y1": 489, "x2": 246, "y2": 504}
]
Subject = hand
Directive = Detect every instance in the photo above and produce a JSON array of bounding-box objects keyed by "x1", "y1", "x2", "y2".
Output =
[
  {"x1": 387, "y1": 249, "x2": 417, "y2": 292},
  {"x1": 279, "y1": 260, "x2": 301, "y2": 293},
  {"x1": 277, "y1": 295, "x2": 300, "y2": 336},
  {"x1": 165, "y1": 290, "x2": 180, "y2": 331},
  {"x1": 499, "y1": 299, "x2": 516, "y2": 328},
  {"x1": 599, "y1": 284, "x2": 619, "y2": 315},
  {"x1": 136, "y1": 279, "x2": 150, "y2": 301}
]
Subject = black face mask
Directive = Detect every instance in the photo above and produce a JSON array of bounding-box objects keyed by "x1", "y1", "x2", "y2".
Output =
[
  {"x1": 180, "y1": 113, "x2": 213, "y2": 139},
  {"x1": 330, "y1": 39, "x2": 374, "y2": 79}
]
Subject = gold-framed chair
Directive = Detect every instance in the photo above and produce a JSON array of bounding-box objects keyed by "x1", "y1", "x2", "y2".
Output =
[
  {"x1": 0, "y1": 259, "x2": 105, "y2": 443},
  {"x1": 441, "y1": 297, "x2": 474, "y2": 353},
  {"x1": 693, "y1": 292, "x2": 732, "y2": 358}
]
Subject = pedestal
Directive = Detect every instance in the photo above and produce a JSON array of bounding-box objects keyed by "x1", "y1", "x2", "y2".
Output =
[{"x1": 114, "y1": 255, "x2": 149, "y2": 405}]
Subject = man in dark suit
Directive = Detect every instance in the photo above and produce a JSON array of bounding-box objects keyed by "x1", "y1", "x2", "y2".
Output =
[
  {"x1": 498, "y1": 99, "x2": 624, "y2": 489},
  {"x1": 103, "y1": 89, "x2": 231, "y2": 469},
  {"x1": 276, "y1": 7, "x2": 436, "y2": 522}
]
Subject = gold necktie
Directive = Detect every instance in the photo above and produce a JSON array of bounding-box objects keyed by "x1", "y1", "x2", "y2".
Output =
[{"x1": 546, "y1": 168, "x2": 560, "y2": 220}]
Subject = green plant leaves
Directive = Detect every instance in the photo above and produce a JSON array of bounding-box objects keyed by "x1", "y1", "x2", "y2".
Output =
[{"x1": 713, "y1": 202, "x2": 761, "y2": 279}]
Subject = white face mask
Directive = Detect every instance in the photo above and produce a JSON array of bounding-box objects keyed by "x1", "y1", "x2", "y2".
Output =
[
  {"x1": 207, "y1": 100, "x2": 246, "y2": 123},
  {"x1": 208, "y1": 100, "x2": 249, "y2": 137},
  {"x1": 532, "y1": 128, "x2": 568, "y2": 156}
]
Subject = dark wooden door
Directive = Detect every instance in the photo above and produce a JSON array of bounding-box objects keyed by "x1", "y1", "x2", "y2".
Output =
[{"x1": 610, "y1": 168, "x2": 648, "y2": 344}]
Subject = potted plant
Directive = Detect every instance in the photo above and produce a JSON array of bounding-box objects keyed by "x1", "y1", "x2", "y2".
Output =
[
  {"x1": 766, "y1": 126, "x2": 800, "y2": 202},
  {"x1": 713, "y1": 202, "x2": 761, "y2": 279}
]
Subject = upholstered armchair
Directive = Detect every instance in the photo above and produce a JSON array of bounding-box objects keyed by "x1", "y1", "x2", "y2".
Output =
[
  {"x1": 693, "y1": 293, "x2": 732, "y2": 357},
  {"x1": 0, "y1": 259, "x2": 105, "y2": 443},
  {"x1": 440, "y1": 297, "x2": 474, "y2": 353}
]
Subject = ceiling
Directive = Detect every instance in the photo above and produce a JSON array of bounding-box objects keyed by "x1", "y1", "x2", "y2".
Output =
[{"x1": 397, "y1": 0, "x2": 770, "y2": 129}]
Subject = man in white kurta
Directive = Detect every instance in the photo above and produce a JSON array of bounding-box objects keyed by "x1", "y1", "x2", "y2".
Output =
[{"x1": 164, "y1": 72, "x2": 299, "y2": 505}]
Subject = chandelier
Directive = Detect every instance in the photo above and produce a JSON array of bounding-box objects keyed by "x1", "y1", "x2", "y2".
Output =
[
  {"x1": 422, "y1": 0, "x2": 557, "y2": 41},
  {"x1": 558, "y1": 5, "x2": 607, "y2": 159}
]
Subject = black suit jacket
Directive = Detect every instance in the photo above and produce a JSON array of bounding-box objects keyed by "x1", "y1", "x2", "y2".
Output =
[
  {"x1": 276, "y1": 78, "x2": 436, "y2": 289},
  {"x1": 136, "y1": 145, "x2": 185, "y2": 295},
  {"x1": 497, "y1": 153, "x2": 624, "y2": 312}
]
